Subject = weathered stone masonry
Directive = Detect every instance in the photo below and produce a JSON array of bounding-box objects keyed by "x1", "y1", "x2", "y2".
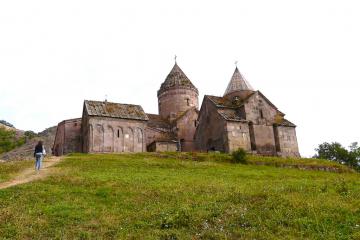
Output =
[{"x1": 53, "y1": 62, "x2": 300, "y2": 157}]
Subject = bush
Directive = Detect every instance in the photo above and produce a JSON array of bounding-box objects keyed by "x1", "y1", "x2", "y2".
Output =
[{"x1": 231, "y1": 148, "x2": 247, "y2": 164}]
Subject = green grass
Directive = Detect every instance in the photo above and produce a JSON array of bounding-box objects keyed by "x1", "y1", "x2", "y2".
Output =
[
  {"x1": 0, "y1": 153, "x2": 359, "y2": 239},
  {"x1": 0, "y1": 160, "x2": 33, "y2": 183}
]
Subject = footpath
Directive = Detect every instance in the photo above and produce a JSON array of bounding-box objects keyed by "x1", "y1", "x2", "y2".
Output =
[{"x1": 0, "y1": 157, "x2": 62, "y2": 190}]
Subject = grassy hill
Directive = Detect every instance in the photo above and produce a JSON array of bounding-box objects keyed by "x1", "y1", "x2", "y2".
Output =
[
  {"x1": 0, "y1": 126, "x2": 57, "y2": 161},
  {"x1": 0, "y1": 153, "x2": 359, "y2": 239}
]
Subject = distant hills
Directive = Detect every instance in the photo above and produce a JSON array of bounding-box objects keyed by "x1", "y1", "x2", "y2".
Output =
[
  {"x1": 0, "y1": 120, "x2": 15, "y2": 129},
  {"x1": 0, "y1": 122, "x2": 16, "y2": 131},
  {"x1": 0, "y1": 120, "x2": 57, "y2": 161}
]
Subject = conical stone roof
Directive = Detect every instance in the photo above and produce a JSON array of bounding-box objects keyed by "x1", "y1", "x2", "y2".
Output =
[
  {"x1": 224, "y1": 67, "x2": 254, "y2": 96},
  {"x1": 158, "y1": 63, "x2": 198, "y2": 96}
]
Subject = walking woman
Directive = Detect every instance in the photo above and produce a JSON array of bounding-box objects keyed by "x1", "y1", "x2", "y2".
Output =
[{"x1": 34, "y1": 141, "x2": 46, "y2": 171}]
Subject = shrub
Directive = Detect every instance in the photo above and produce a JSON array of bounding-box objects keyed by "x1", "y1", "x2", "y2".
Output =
[
  {"x1": 231, "y1": 148, "x2": 247, "y2": 164},
  {"x1": 160, "y1": 208, "x2": 191, "y2": 229}
]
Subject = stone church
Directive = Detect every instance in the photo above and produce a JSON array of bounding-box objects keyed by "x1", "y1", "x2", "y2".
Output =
[{"x1": 53, "y1": 62, "x2": 300, "y2": 157}]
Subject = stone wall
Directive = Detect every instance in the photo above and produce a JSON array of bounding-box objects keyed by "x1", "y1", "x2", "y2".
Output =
[
  {"x1": 194, "y1": 97, "x2": 227, "y2": 152},
  {"x1": 53, "y1": 122, "x2": 65, "y2": 156},
  {"x1": 243, "y1": 92, "x2": 278, "y2": 125},
  {"x1": 83, "y1": 116, "x2": 147, "y2": 153},
  {"x1": 53, "y1": 118, "x2": 82, "y2": 156},
  {"x1": 144, "y1": 127, "x2": 171, "y2": 147},
  {"x1": 158, "y1": 88, "x2": 198, "y2": 121},
  {"x1": 226, "y1": 122, "x2": 251, "y2": 152},
  {"x1": 252, "y1": 124, "x2": 276, "y2": 155},
  {"x1": 275, "y1": 126, "x2": 300, "y2": 157},
  {"x1": 147, "y1": 141, "x2": 178, "y2": 152},
  {"x1": 175, "y1": 108, "x2": 198, "y2": 151}
]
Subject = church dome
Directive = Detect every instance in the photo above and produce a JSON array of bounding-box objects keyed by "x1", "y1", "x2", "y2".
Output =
[
  {"x1": 224, "y1": 67, "x2": 254, "y2": 97},
  {"x1": 158, "y1": 63, "x2": 198, "y2": 96}
]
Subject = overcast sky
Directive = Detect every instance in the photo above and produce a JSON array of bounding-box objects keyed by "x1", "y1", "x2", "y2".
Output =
[{"x1": 1, "y1": 0, "x2": 359, "y2": 157}]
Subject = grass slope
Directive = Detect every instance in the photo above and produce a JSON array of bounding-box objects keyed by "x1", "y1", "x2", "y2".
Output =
[
  {"x1": 0, "y1": 160, "x2": 33, "y2": 183},
  {"x1": 0, "y1": 153, "x2": 359, "y2": 239}
]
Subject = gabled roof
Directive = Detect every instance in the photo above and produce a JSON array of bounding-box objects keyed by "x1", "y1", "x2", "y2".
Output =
[
  {"x1": 84, "y1": 100, "x2": 149, "y2": 121},
  {"x1": 204, "y1": 92, "x2": 294, "y2": 124},
  {"x1": 217, "y1": 109, "x2": 247, "y2": 122},
  {"x1": 278, "y1": 119, "x2": 296, "y2": 127},
  {"x1": 147, "y1": 114, "x2": 171, "y2": 129},
  {"x1": 207, "y1": 92, "x2": 256, "y2": 109},
  {"x1": 224, "y1": 67, "x2": 254, "y2": 96},
  {"x1": 173, "y1": 107, "x2": 199, "y2": 122},
  {"x1": 207, "y1": 95, "x2": 235, "y2": 108},
  {"x1": 158, "y1": 63, "x2": 198, "y2": 95}
]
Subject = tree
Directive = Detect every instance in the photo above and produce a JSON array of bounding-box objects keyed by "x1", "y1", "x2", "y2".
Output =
[
  {"x1": 24, "y1": 130, "x2": 37, "y2": 140},
  {"x1": 314, "y1": 142, "x2": 360, "y2": 171}
]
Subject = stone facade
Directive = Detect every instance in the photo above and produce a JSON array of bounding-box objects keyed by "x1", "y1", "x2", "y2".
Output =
[
  {"x1": 147, "y1": 141, "x2": 178, "y2": 152},
  {"x1": 53, "y1": 118, "x2": 82, "y2": 156},
  {"x1": 194, "y1": 67, "x2": 300, "y2": 157},
  {"x1": 53, "y1": 62, "x2": 300, "y2": 157},
  {"x1": 81, "y1": 101, "x2": 148, "y2": 153}
]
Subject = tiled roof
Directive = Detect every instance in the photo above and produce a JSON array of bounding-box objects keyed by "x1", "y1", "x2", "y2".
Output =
[
  {"x1": 84, "y1": 100, "x2": 149, "y2": 121},
  {"x1": 207, "y1": 95, "x2": 235, "y2": 108},
  {"x1": 206, "y1": 95, "x2": 296, "y2": 126},
  {"x1": 147, "y1": 114, "x2": 171, "y2": 129},
  {"x1": 207, "y1": 93, "x2": 255, "y2": 108},
  {"x1": 217, "y1": 109, "x2": 246, "y2": 122},
  {"x1": 224, "y1": 67, "x2": 254, "y2": 96},
  {"x1": 278, "y1": 119, "x2": 296, "y2": 127},
  {"x1": 158, "y1": 63, "x2": 198, "y2": 95}
]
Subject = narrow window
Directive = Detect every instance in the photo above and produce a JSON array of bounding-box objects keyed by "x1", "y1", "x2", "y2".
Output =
[
  {"x1": 260, "y1": 109, "x2": 264, "y2": 119},
  {"x1": 186, "y1": 98, "x2": 190, "y2": 106},
  {"x1": 117, "y1": 129, "x2": 120, "y2": 138}
]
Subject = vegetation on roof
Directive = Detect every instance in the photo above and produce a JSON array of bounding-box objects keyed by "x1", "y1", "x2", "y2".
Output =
[{"x1": 85, "y1": 100, "x2": 148, "y2": 121}]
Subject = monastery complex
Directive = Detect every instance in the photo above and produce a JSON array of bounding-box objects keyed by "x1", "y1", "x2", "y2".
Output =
[{"x1": 53, "y1": 62, "x2": 300, "y2": 157}]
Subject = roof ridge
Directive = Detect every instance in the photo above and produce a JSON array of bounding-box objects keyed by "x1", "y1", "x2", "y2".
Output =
[
  {"x1": 85, "y1": 99, "x2": 143, "y2": 108},
  {"x1": 84, "y1": 100, "x2": 149, "y2": 121}
]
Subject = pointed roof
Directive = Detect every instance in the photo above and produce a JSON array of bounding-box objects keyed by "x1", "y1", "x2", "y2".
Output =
[
  {"x1": 224, "y1": 67, "x2": 254, "y2": 96},
  {"x1": 158, "y1": 63, "x2": 198, "y2": 96}
]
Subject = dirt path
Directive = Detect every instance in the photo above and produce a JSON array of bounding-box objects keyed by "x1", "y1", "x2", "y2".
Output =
[{"x1": 0, "y1": 156, "x2": 62, "y2": 190}]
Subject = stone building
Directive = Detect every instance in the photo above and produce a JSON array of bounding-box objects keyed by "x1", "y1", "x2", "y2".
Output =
[
  {"x1": 53, "y1": 62, "x2": 300, "y2": 157},
  {"x1": 194, "y1": 67, "x2": 299, "y2": 157},
  {"x1": 81, "y1": 100, "x2": 148, "y2": 153},
  {"x1": 53, "y1": 118, "x2": 82, "y2": 156}
]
